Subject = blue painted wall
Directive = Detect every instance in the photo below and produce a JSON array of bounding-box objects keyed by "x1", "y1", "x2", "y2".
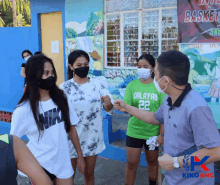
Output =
[
  {"x1": 0, "y1": 27, "x2": 32, "y2": 112},
  {"x1": 0, "y1": 0, "x2": 66, "y2": 112}
]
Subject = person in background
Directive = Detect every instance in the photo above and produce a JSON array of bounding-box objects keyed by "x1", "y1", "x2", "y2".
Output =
[
  {"x1": 204, "y1": 51, "x2": 220, "y2": 104},
  {"x1": 114, "y1": 50, "x2": 220, "y2": 185},
  {"x1": 123, "y1": 54, "x2": 165, "y2": 185},
  {"x1": 21, "y1": 50, "x2": 33, "y2": 78},
  {"x1": 60, "y1": 50, "x2": 114, "y2": 185},
  {"x1": 10, "y1": 54, "x2": 85, "y2": 185},
  {"x1": 0, "y1": 134, "x2": 52, "y2": 185},
  {"x1": 21, "y1": 50, "x2": 33, "y2": 93},
  {"x1": 34, "y1": 51, "x2": 42, "y2": 55},
  {"x1": 187, "y1": 54, "x2": 199, "y2": 88}
]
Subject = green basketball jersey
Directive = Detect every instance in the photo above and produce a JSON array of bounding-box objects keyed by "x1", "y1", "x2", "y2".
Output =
[{"x1": 123, "y1": 80, "x2": 166, "y2": 140}]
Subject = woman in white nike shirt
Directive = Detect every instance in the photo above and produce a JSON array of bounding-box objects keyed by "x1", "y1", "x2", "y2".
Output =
[{"x1": 10, "y1": 54, "x2": 85, "y2": 185}]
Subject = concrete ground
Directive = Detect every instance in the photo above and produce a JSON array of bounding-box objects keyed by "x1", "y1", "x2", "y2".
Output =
[{"x1": 17, "y1": 156, "x2": 150, "y2": 185}]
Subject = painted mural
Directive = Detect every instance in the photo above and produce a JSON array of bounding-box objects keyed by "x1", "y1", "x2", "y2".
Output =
[
  {"x1": 180, "y1": 43, "x2": 220, "y2": 104},
  {"x1": 65, "y1": 0, "x2": 138, "y2": 100},
  {"x1": 102, "y1": 69, "x2": 137, "y2": 99},
  {"x1": 65, "y1": 0, "x2": 104, "y2": 75}
]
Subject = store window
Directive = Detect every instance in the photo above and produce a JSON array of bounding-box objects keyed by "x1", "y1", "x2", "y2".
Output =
[{"x1": 105, "y1": 0, "x2": 178, "y2": 68}]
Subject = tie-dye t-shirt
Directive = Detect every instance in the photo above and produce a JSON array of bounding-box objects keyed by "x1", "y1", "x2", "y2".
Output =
[
  {"x1": 10, "y1": 99, "x2": 79, "y2": 178},
  {"x1": 60, "y1": 77, "x2": 114, "y2": 158}
]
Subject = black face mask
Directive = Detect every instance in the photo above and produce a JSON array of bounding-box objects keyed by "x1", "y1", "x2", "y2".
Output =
[
  {"x1": 74, "y1": 66, "x2": 89, "y2": 78},
  {"x1": 39, "y1": 76, "x2": 56, "y2": 90}
]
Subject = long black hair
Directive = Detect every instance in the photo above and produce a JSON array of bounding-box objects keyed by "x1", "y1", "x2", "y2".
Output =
[
  {"x1": 68, "y1": 50, "x2": 90, "y2": 80},
  {"x1": 137, "y1": 54, "x2": 155, "y2": 79},
  {"x1": 22, "y1": 50, "x2": 33, "y2": 58},
  {"x1": 17, "y1": 54, "x2": 71, "y2": 140}
]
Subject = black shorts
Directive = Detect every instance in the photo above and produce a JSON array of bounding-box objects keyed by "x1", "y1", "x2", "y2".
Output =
[
  {"x1": 126, "y1": 135, "x2": 159, "y2": 151},
  {"x1": 43, "y1": 168, "x2": 56, "y2": 181}
]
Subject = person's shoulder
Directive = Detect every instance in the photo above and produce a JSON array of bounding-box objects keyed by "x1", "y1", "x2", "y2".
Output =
[
  {"x1": 90, "y1": 77, "x2": 108, "y2": 88},
  {"x1": 59, "y1": 79, "x2": 72, "y2": 89},
  {"x1": 127, "y1": 79, "x2": 138, "y2": 87},
  {"x1": 59, "y1": 79, "x2": 74, "y2": 95},
  {"x1": 185, "y1": 90, "x2": 208, "y2": 110},
  {"x1": 160, "y1": 94, "x2": 169, "y2": 103},
  {"x1": 15, "y1": 101, "x2": 30, "y2": 112},
  {"x1": 89, "y1": 77, "x2": 99, "y2": 83}
]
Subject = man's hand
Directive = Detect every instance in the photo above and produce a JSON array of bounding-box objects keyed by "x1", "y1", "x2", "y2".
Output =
[
  {"x1": 158, "y1": 153, "x2": 175, "y2": 171},
  {"x1": 156, "y1": 135, "x2": 164, "y2": 146},
  {"x1": 77, "y1": 156, "x2": 86, "y2": 174},
  {"x1": 114, "y1": 99, "x2": 127, "y2": 112}
]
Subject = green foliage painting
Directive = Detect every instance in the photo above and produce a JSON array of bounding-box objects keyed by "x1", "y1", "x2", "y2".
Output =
[
  {"x1": 66, "y1": 27, "x2": 78, "y2": 38},
  {"x1": 0, "y1": 0, "x2": 31, "y2": 27},
  {"x1": 86, "y1": 10, "x2": 104, "y2": 36}
]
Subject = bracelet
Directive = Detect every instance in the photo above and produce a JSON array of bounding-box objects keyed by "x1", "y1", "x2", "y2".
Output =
[{"x1": 159, "y1": 133, "x2": 164, "y2": 136}]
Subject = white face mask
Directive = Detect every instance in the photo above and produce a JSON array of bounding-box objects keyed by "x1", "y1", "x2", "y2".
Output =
[
  {"x1": 24, "y1": 56, "x2": 31, "y2": 62},
  {"x1": 137, "y1": 68, "x2": 151, "y2": 80},
  {"x1": 154, "y1": 76, "x2": 169, "y2": 94}
]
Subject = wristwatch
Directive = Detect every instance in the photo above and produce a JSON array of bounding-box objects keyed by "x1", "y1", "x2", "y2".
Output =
[
  {"x1": 173, "y1": 157, "x2": 180, "y2": 168},
  {"x1": 158, "y1": 133, "x2": 164, "y2": 136}
]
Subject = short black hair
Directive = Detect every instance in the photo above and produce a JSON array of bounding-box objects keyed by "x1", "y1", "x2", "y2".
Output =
[
  {"x1": 34, "y1": 51, "x2": 42, "y2": 55},
  {"x1": 138, "y1": 54, "x2": 155, "y2": 78},
  {"x1": 157, "y1": 50, "x2": 190, "y2": 85},
  {"x1": 22, "y1": 50, "x2": 33, "y2": 59},
  {"x1": 68, "y1": 50, "x2": 90, "y2": 79}
]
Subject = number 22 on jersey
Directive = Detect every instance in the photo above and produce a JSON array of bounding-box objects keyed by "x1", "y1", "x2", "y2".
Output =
[{"x1": 139, "y1": 100, "x2": 150, "y2": 111}]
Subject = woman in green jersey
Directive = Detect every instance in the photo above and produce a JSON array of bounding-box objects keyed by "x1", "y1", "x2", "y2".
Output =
[{"x1": 123, "y1": 54, "x2": 165, "y2": 185}]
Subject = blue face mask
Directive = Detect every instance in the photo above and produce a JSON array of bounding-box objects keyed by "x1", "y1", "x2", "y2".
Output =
[{"x1": 24, "y1": 56, "x2": 31, "y2": 62}]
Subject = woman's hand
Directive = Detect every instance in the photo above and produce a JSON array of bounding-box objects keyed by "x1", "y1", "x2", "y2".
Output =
[
  {"x1": 101, "y1": 95, "x2": 111, "y2": 106},
  {"x1": 156, "y1": 135, "x2": 164, "y2": 146},
  {"x1": 77, "y1": 156, "x2": 86, "y2": 174},
  {"x1": 101, "y1": 95, "x2": 113, "y2": 111}
]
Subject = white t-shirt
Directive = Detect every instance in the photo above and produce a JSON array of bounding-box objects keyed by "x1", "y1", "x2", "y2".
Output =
[
  {"x1": 60, "y1": 77, "x2": 114, "y2": 158},
  {"x1": 10, "y1": 98, "x2": 79, "y2": 178}
]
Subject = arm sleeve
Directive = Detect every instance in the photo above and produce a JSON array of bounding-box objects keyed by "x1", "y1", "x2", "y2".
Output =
[
  {"x1": 190, "y1": 106, "x2": 220, "y2": 149},
  {"x1": 123, "y1": 83, "x2": 132, "y2": 106},
  {"x1": 154, "y1": 103, "x2": 164, "y2": 124},
  {"x1": 67, "y1": 97, "x2": 79, "y2": 126},
  {"x1": 60, "y1": 84, "x2": 79, "y2": 126},
  {"x1": 10, "y1": 107, "x2": 28, "y2": 138},
  {"x1": 21, "y1": 63, "x2": 26, "y2": 67},
  {"x1": 59, "y1": 83, "x2": 64, "y2": 91},
  {"x1": 99, "y1": 79, "x2": 114, "y2": 115}
]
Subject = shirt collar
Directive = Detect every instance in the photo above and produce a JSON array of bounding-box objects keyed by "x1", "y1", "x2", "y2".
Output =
[
  {"x1": 167, "y1": 83, "x2": 192, "y2": 108},
  {"x1": 71, "y1": 77, "x2": 90, "y2": 85}
]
